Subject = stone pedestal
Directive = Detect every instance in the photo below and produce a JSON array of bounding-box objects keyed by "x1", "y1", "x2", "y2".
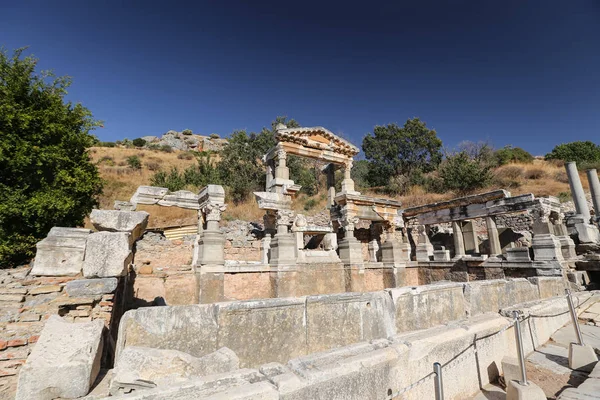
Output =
[
  {"x1": 505, "y1": 247, "x2": 531, "y2": 262},
  {"x1": 197, "y1": 270, "x2": 224, "y2": 304},
  {"x1": 433, "y1": 248, "x2": 451, "y2": 261},
  {"x1": 339, "y1": 235, "x2": 364, "y2": 265},
  {"x1": 568, "y1": 343, "x2": 598, "y2": 372},
  {"x1": 269, "y1": 234, "x2": 297, "y2": 267},
  {"x1": 380, "y1": 239, "x2": 405, "y2": 267},
  {"x1": 532, "y1": 222, "x2": 564, "y2": 261},
  {"x1": 198, "y1": 229, "x2": 225, "y2": 266},
  {"x1": 506, "y1": 380, "x2": 546, "y2": 400}
]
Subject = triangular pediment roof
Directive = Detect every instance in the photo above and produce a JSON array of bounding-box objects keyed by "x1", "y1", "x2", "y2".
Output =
[{"x1": 275, "y1": 126, "x2": 359, "y2": 157}]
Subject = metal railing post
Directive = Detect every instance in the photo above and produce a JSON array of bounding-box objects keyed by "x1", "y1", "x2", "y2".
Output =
[
  {"x1": 565, "y1": 288, "x2": 584, "y2": 345},
  {"x1": 433, "y1": 362, "x2": 444, "y2": 400},
  {"x1": 512, "y1": 311, "x2": 528, "y2": 386}
]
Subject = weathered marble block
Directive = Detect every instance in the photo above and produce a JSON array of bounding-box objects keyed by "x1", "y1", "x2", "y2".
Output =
[
  {"x1": 15, "y1": 315, "x2": 104, "y2": 400},
  {"x1": 90, "y1": 209, "x2": 149, "y2": 242},
  {"x1": 83, "y1": 232, "x2": 132, "y2": 278},
  {"x1": 31, "y1": 227, "x2": 91, "y2": 276},
  {"x1": 65, "y1": 277, "x2": 118, "y2": 297}
]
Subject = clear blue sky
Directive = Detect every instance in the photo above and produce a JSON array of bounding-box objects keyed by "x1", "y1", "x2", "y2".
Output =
[{"x1": 2, "y1": 1, "x2": 599, "y2": 155}]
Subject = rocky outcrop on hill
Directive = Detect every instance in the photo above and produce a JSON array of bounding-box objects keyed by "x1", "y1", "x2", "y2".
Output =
[{"x1": 144, "y1": 130, "x2": 228, "y2": 152}]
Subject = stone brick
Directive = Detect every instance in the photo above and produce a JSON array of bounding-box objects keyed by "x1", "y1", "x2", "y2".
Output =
[
  {"x1": 83, "y1": 232, "x2": 132, "y2": 278},
  {"x1": 29, "y1": 285, "x2": 62, "y2": 295},
  {"x1": 138, "y1": 265, "x2": 153, "y2": 274},
  {"x1": 0, "y1": 294, "x2": 25, "y2": 303},
  {"x1": 7, "y1": 339, "x2": 26, "y2": 348},
  {"x1": 65, "y1": 278, "x2": 118, "y2": 297},
  {"x1": 164, "y1": 275, "x2": 198, "y2": 305}
]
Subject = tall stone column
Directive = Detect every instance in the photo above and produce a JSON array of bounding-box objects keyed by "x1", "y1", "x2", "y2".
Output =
[
  {"x1": 268, "y1": 209, "x2": 297, "y2": 267},
  {"x1": 486, "y1": 216, "x2": 502, "y2": 257},
  {"x1": 586, "y1": 169, "x2": 600, "y2": 223},
  {"x1": 452, "y1": 221, "x2": 465, "y2": 258},
  {"x1": 325, "y1": 164, "x2": 336, "y2": 208},
  {"x1": 566, "y1": 162, "x2": 591, "y2": 222},
  {"x1": 197, "y1": 202, "x2": 227, "y2": 303}
]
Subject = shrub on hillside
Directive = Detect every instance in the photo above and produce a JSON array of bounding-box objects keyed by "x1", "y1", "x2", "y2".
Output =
[
  {"x1": 304, "y1": 198, "x2": 318, "y2": 211},
  {"x1": 438, "y1": 151, "x2": 493, "y2": 194},
  {"x1": 126, "y1": 155, "x2": 142, "y2": 170},
  {"x1": 495, "y1": 146, "x2": 534, "y2": 165},
  {"x1": 159, "y1": 144, "x2": 173, "y2": 153},
  {"x1": 523, "y1": 168, "x2": 547, "y2": 180},
  {"x1": 98, "y1": 141, "x2": 116, "y2": 147},
  {"x1": 0, "y1": 48, "x2": 103, "y2": 266},
  {"x1": 545, "y1": 141, "x2": 600, "y2": 165},
  {"x1": 493, "y1": 165, "x2": 524, "y2": 188},
  {"x1": 210, "y1": 133, "x2": 220, "y2": 139},
  {"x1": 132, "y1": 138, "x2": 146, "y2": 147},
  {"x1": 177, "y1": 151, "x2": 195, "y2": 160},
  {"x1": 98, "y1": 156, "x2": 115, "y2": 166},
  {"x1": 182, "y1": 129, "x2": 193, "y2": 135},
  {"x1": 150, "y1": 168, "x2": 186, "y2": 191},
  {"x1": 145, "y1": 161, "x2": 161, "y2": 171}
]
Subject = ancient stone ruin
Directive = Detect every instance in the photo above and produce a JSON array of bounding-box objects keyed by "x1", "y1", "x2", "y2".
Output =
[{"x1": 4, "y1": 125, "x2": 600, "y2": 399}]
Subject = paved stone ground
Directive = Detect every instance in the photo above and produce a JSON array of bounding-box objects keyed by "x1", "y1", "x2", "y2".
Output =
[{"x1": 472, "y1": 318, "x2": 600, "y2": 400}]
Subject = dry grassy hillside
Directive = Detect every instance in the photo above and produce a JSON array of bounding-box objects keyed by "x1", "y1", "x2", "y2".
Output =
[{"x1": 91, "y1": 147, "x2": 582, "y2": 227}]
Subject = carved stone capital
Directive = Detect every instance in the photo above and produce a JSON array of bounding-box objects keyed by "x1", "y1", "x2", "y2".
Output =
[
  {"x1": 276, "y1": 209, "x2": 295, "y2": 227},
  {"x1": 276, "y1": 148, "x2": 287, "y2": 163},
  {"x1": 203, "y1": 202, "x2": 227, "y2": 222}
]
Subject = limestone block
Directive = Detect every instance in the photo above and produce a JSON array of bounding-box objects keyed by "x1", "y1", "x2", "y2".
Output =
[
  {"x1": 116, "y1": 304, "x2": 219, "y2": 362},
  {"x1": 575, "y1": 223, "x2": 600, "y2": 244},
  {"x1": 506, "y1": 380, "x2": 546, "y2": 400},
  {"x1": 133, "y1": 276, "x2": 166, "y2": 306},
  {"x1": 532, "y1": 234, "x2": 564, "y2": 261},
  {"x1": 305, "y1": 292, "x2": 394, "y2": 354},
  {"x1": 463, "y1": 280, "x2": 507, "y2": 316},
  {"x1": 65, "y1": 277, "x2": 118, "y2": 297},
  {"x1": 505, "y1": 278, "x2": 540, "y2": 304},
  {"x1": 217, "y1": 298, "x2": 307, "y2": 367},
  {"x1": 505, "y1": 247, "x2": 531, "y2": 262},
  {"x1": 110, "y1": 346, "x2": 239, "y2": 394},
  {"x1": 90, "y1": 209, "x2": 149, "y2": 241},
  {"x1": 338, "y1": 236, "x2": 364, "y2": 265},
  {"x1": 130, "y1": 186, "x2": 169, "y2": 205},
  {"x1": 31, "y1": 227, "x2": 91, "y2": 276},
  {"x1": 15, "y1": 315, "x2": 104, "y2": 400},
  {"x1": 501, "y1": 356, "x2": 521, "y2": 384},
  {"x1": 158, "y1": 190, "x2": 200, "y2": 209},
  {"x1": 388, "y1": 282, "x2": 466, "y2": 332},
  {"x1": 199, "y1": 184, "x2": 226, "y2": 207},
  {"x1": 114, "y1": 200, "x2": 136, "y2": 211},
  {"x1": 432, "y1": 248, "x2": 451, "y2": 261},
  {"x1": 83, "y1": 232, "x2": 132, "y2": 278},
  {"x1": 528, "y1": 276, "x2": 565, "y2": 299},
  {"x1": 568, "y1": 343, "x2": 598, "y2": 372}
]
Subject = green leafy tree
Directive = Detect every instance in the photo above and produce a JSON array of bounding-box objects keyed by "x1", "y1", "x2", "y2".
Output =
[
  {"x1": 545, "y1": 141, "x2": 600, "y2": 165},
  {"x1": 0, "y1": 48, "x2": 103, "y2": 266},
  {"x1": 438, "y1": 151, "x2": 493, "y2": 194},
  {"x1": 132, "y1": 138, "x2": 146, "y2": 147},
  {"x1": 495, "y1": 145, "x2": 534, "y2": 165},
  {"x1": 218, "y1": 117, "x2": 302, "y2": 202},
  {"x1": 362, "y1": 118, "x2": 443, "y2": 188}
]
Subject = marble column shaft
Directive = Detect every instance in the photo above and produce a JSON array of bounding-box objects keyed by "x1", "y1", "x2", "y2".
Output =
[
  {"x1": 566, "y1": 162, "x2": 591, "y2": 221},
  {"x1": 452, "y1": 221, "x2": 465, "y2": 257},
  {"x1": 486, "y1": 216, "x2": 502, "y2": 256},
  {"x1": 586, "y1": 169, "x2": 600, "y2": 222}
]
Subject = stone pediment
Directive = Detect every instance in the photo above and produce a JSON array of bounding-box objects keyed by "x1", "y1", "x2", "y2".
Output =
[{"x1": 275, "y1": 126, "x2": 359, "y2": 157}]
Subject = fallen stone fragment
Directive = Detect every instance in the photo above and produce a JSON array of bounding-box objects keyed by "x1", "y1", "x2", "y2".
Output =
[
  {"x1": 90, "y1": 210, "x2": 149, "y2": 242},
  {"x1": 83, "y1": 232, "x2": 132, "y2": 278},
  {"x1": 30, "y1": 227, "x2": 91, "y2": 276},
  {"x1": 66, "y1": 278, "x2": 119, "y2": 297},
  {"x1": 110, "y1": 346, "x2": 239, "y2": 395},
  {"x1": 15, "y1": 315, "x2": 104, "y2": 400}
]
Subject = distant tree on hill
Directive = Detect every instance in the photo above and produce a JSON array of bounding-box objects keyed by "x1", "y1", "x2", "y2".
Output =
[
  {"x1": 0, "y1": 48, "x2": 103, "y2": 266},
  {"x1": 362, "y1": 118, "x2": 443, "y2": 190},
  {"x1": 438, "y1": 149, "x2": 493, "y2": 194},
  {"x1": 545, "y1": 141, "x2": 600, "y2": 166},
  {"x1": 132, "y1": 138, "x2": 146, "y2": 147},
  {"x1": 495, "y1": 145, "x2": 534, "y2": 165}
]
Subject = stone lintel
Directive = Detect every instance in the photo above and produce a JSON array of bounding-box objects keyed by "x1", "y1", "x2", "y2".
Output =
[
  {"x1": 409, "y1": 194, "x2": 536, "y2": 225},
  {"x1": 403, "y1": 189, "x2": 510, "y2": 218}
]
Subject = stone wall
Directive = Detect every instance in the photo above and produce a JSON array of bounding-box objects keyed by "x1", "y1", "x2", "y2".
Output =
[
  {"x1": 0, "y1": 266, "x2": 121, "y2": 396},
  {"x1": 116, "y1": 276, "x2": 568, "y2": 370}
]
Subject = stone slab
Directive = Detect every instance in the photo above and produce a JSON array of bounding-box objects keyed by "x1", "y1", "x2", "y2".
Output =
[
  {"x1": 111, "y1": 346, "x2": 239, "y2": 394},
  {"x1": 116, "y1": 304, "x2": 219, "y2": 362},
  {"x1": 552, "y1": 323, "x2": 600, "y2": 350},
  {"x1": 31, "y1": 227, "x2": 91, "y2": 276},
  {"x1": 90, "y1": 209, "x2": 149, "y2": 241},
  {"x1": 83, "y1": 232, "x2": 132, "y2": 278},
  {"x1": 65, "y1": 278, "x2": 119, "y2": 297},
  {"x1": 527, "y1": 343, "x2": 571, "y2": 375},
  {"x1": 15, "y1": 315, "x2": 104, "y2": 400},
  {"x1": 217, "y1": 298, "x2": 307, "y2": 367}
]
